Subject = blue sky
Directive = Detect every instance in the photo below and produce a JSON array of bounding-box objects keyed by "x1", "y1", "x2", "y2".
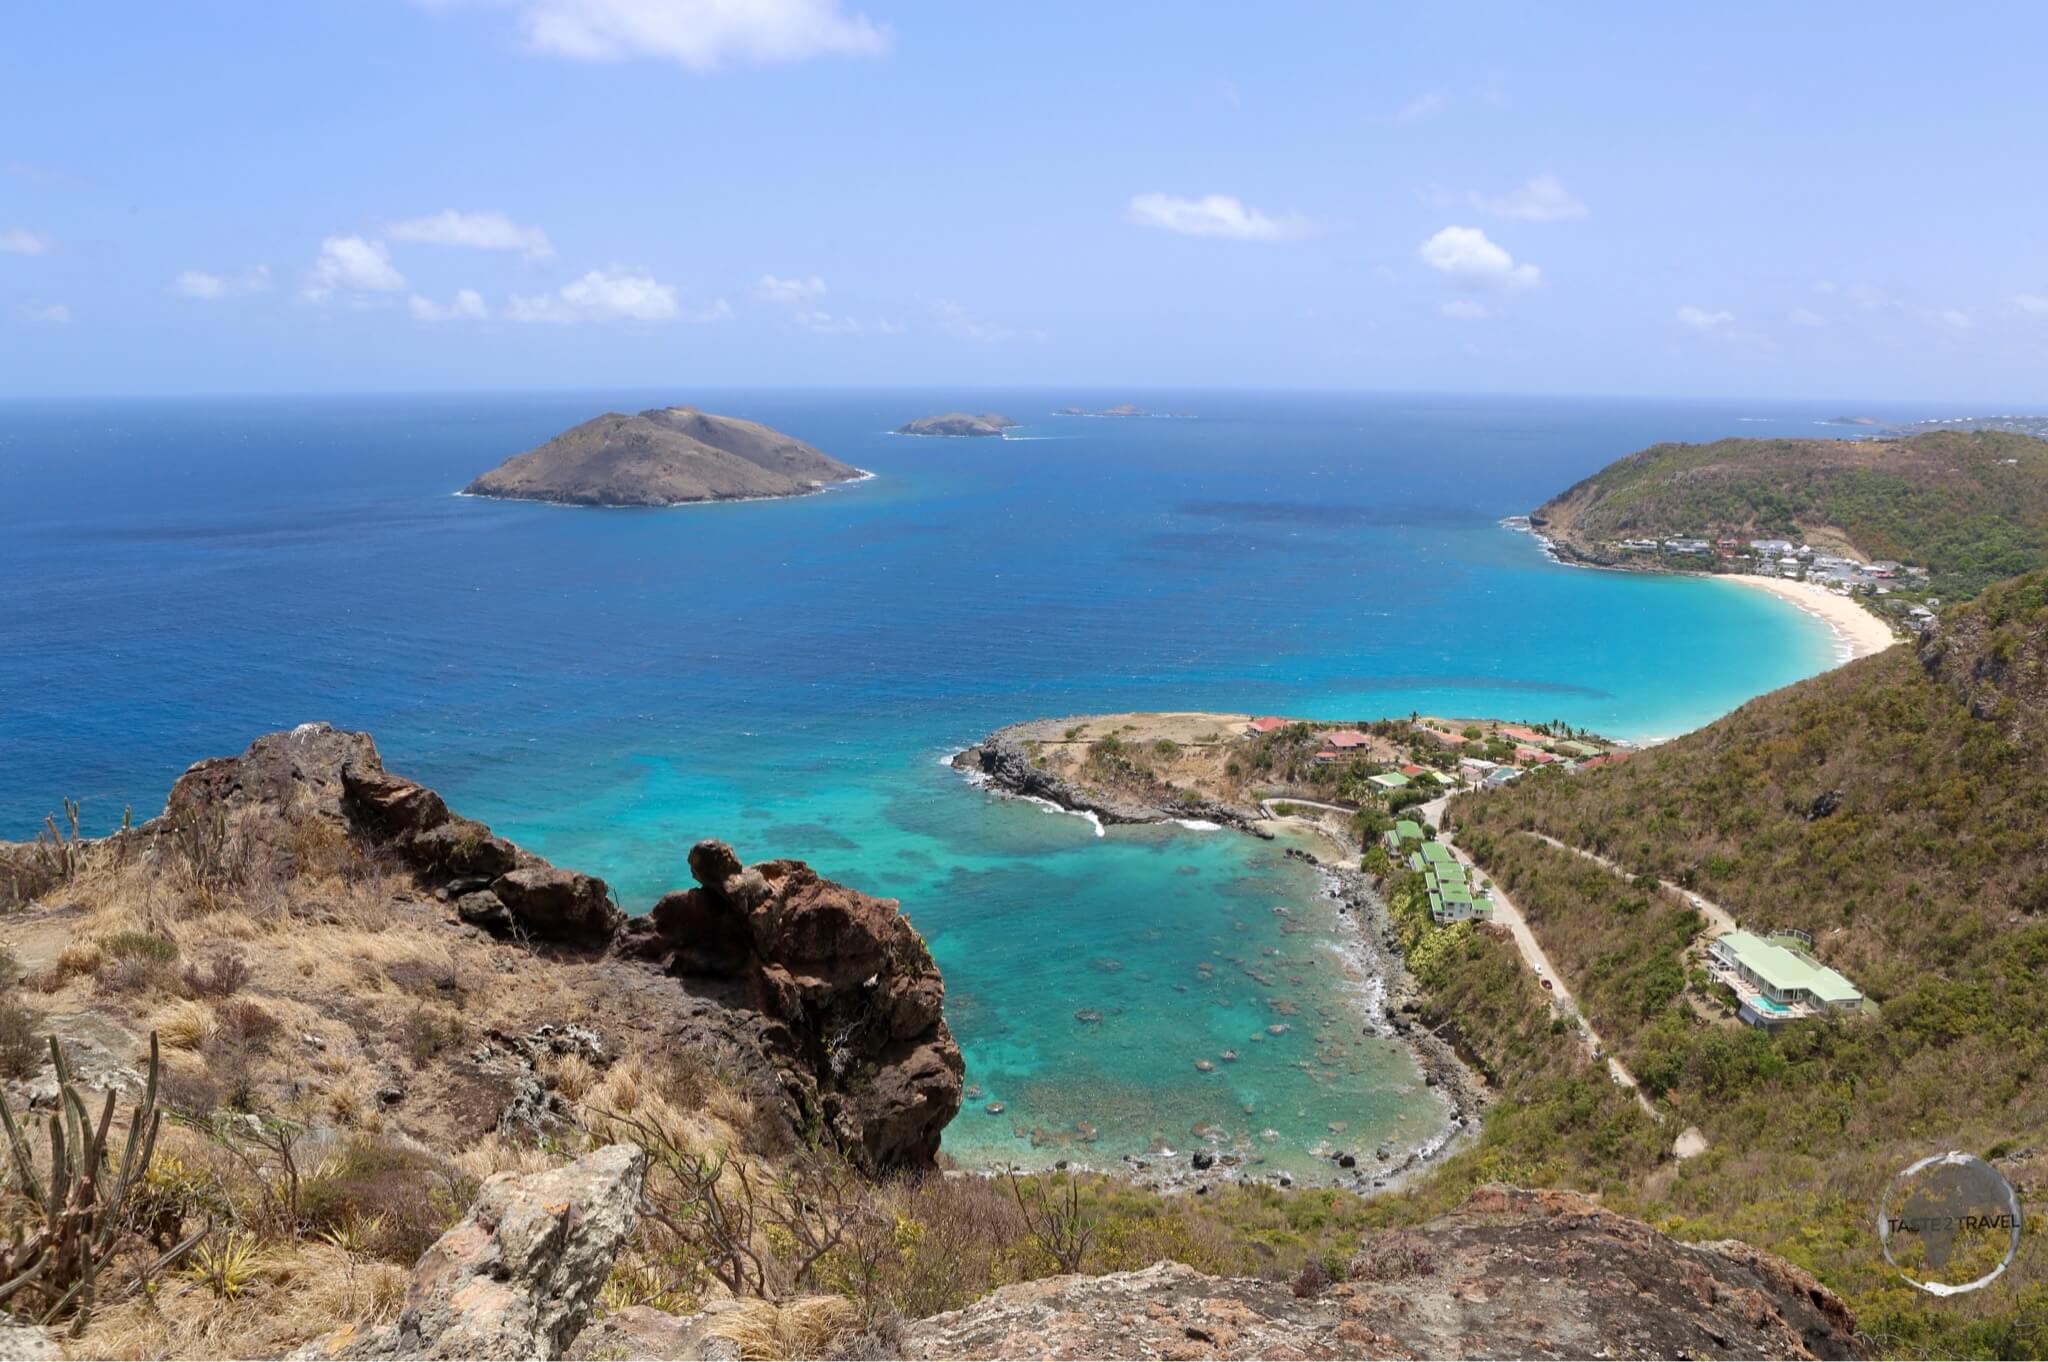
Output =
[{"x1": 6, "y1": 2, "x2": 2048, "y2": 400}]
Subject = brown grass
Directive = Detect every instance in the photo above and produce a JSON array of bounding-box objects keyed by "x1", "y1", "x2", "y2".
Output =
[{"x1": 709, "y1": 1295, "x2": 862, "y2": 1361}]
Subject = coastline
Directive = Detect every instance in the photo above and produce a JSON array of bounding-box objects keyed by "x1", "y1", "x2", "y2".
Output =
[
  {"x1": 1712, "y1": 573, "x2": 1899, "y2": 666},
  {"x1": 454, "y1": 468, "x2": 875, "y2": 509},
  {"x1": 1521, "y1": 523, "x2": 1899, "y2": 671},
  {"x1": 945, "y1": 726, "x2": 1487, "y2": 1193}
]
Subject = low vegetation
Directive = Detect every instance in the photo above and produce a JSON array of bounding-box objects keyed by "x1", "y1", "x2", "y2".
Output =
[
  {"x1": 1397, "y1": 571, "x2": 2048, "y2": 1357},
  {"x1": 1535, "y1": 428, "x2": 2048, "y2": 598}
]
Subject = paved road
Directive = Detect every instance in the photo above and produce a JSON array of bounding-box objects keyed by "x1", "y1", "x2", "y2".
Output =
[{"x1": 1418, "y1": 796, "x2": 1662, "y2": 1120}]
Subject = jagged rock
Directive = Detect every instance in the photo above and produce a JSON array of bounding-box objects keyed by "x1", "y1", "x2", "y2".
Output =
[
  {"x1": 296, "y1": 1145, "x2": 645, "y2": 1361},
  {"x1": 900, "y1": 1187, "x2": 1864, "y2": 1360},
  {"x1": 1806, "y1": 789, "x2": 1843, "y2": 821},
  {"x1": 491, "y1": 867, "x2": 622, "y2": 946},
  {"x1": 620, "y1": 839, "x2": 963, "y2": 1171},
  {"x1": 0, "y1": 1321, "x2": 62, "y2": 1361},
  {"x1": 454, "y1": 889, "x2": 513, "y2": 934}
]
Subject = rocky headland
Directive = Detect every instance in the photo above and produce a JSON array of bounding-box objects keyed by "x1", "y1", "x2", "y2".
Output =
[
  {"x1": 893, "y1": 412, "x2": 1018, "y2": 438},
  {"x1": 463, "y1": 406, "x2": 863, "y2": 507}
]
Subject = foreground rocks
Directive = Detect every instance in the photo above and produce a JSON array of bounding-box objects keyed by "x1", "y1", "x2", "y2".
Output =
[
  {"x1": 158, "y1": 724, "x2": 959, "y2": 1171},
  {"x1": 900, "y1": 1187, "x2": 1863, "y2": 1361},
  {"x1": 297, "y1": 1146, "x2": 645, "y2": 1360},
  {"x1": 618, "y1": 838, "x2": 964, "y2": 1171}
]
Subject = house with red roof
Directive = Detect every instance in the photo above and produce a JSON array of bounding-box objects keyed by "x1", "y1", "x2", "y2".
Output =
[{"x1": 1245, "y1": 716, "x2": 1288, "y2": 736}]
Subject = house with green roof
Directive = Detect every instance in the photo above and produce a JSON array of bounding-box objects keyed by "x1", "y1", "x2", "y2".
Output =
[
  {"x1": 1709, "y1": 930, "x2": 1863, "y2": 1026},
  {"x1": 1419, "y1": 841, "x2": 1455, "y2": 866},
  {"x1": 1368, "y1": 772, "x2": 1411, "y2": 792}
]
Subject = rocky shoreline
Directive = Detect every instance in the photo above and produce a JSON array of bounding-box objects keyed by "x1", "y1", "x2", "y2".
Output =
[{"x1": 949, "y1": 724, "x2": 1489, "y2": 1193}]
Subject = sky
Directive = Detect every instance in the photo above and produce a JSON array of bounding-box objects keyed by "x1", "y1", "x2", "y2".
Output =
[{"x1": 6, "y1": 1, "x2": 2048, "y2": 401}]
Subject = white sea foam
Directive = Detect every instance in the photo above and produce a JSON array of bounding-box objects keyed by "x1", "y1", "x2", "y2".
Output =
[{"x1": 1171, "y1": 818, "x2": 1223, "y2": 831}]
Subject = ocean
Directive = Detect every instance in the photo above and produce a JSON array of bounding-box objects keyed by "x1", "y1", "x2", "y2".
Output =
[{"x1": 0, "y1": 390, "x2": 1904, "y2": 1180}]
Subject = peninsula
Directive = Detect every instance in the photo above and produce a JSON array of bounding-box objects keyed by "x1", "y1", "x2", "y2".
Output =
[
  {"x1": 463, "y1": 406, "x2": 863, "y2": 507},
  {"x1": 893, "y1": 411, "x2": 1018, "y2": 438},
  {"x1": 1528, "y1": 428, "x2": 2048, "y2": 601}
]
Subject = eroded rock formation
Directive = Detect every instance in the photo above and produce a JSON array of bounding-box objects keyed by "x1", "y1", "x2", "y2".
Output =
[
  {"x1": 160, "y1": 724, "x2": 960, "y2": 1171},
  {"x1": 617, "y1": 838, "x2": 964, "y2": 1171}
]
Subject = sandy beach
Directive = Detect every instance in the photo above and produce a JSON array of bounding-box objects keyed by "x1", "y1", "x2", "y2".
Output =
[{"x1": 1719, "y1": 573, "x2": 1900, "y2": 666}]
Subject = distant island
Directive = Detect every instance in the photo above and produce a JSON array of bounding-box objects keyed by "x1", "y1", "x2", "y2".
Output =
[
  {"x1": 893, "y1": 412, "x2": 1018, "y2": 438},
  {"x1": 1528, "y1": 428, "x2": 2048, "y2": 601},
  {"x1": 464, "y1": 406, "x2": 863, "y2": 507},
  {"x1": 1057, "y1": 403, "x2": 1150, "y2": 418}
]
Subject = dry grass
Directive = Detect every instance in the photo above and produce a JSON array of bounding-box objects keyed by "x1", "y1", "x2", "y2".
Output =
[
  {"x1": 709, "y1": 1295, "x2": 862, "y2": 1361},
  {"x1": 151, "y1": 998, "x2": 218, "y2": 1051},
  {"x1": 75, "y1": 1240, "x2": 405, "y2": 1360}
]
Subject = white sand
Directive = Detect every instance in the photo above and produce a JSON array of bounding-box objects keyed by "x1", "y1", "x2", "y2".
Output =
[{"x1": 1720, "y1": 574, "x2": 1899, "y2": 666}]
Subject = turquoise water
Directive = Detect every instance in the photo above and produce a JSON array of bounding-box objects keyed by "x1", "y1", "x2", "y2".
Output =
[{"x1": 0, "y1": 391, "x2": 1880, "y2": 1179}]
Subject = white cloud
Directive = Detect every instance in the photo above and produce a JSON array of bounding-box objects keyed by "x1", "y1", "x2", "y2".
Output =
[
  {"x1": 17, "y1": 301, "x2": 69, "y2": 323},
  {"x1": 0, "y1": 227, "x2": 50, "y2": 255},
  {"x1": 1418, "y1": 226, "x2": 1540, "y2": 291},
  {"x1": 931, "y1": 298, "x2": 1042, "y2": 343},
  {"x1": 459, "y1": 0, "x2": 888, "y2": 71},
  {"x1": 752, "y1": 273, "x2": 827, "y2": 305},
  {"x1": 303, "y1": 236, "x2": 407, "y2": 301},
  {"x1": 506, "y1": 267, "x2": 725, "y2": 323},
  {"x1": 174, "y1": 264, "x2": 271, "y2": 299},
  {"x1": 1126, "y1": 192, "x2": 1315, "y2": 243},
  {"x1": 792, "y1": 308, "x2": 900, "y2": 335},
  {"x1": 1933, "y1": 308, "x2": 1973, "y2": 332},
  {"x1": 1396, "y1": 91, "x2": 1447, "y2": 123},
  {"x1": 1467, "y1": 173, "x2": 1587, "y2": 222},
  {"x1": 409, "y1": 289, "x2": 491, "y2": 322},
  {"x1": 1788, "y1": 307, "x2": 1826, "y2": 327},
  {"x1": 1439, "y1": 299, "x2": 1490, "y2": 320},
  {"x1": 2013, "y1": 294, "x2": 2048, "y2": 317},
  {"x1": 389, "y1": 210, "x2": 554, "y2": 260},
  {"x1": 1676, "y1": 305, "x2": 1734, "y2": 330}
]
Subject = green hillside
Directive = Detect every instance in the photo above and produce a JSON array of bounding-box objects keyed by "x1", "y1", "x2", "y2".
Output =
[
  {"x1": 1532, "y1": 429, "x2": 2048, "y2": 597},
  {"x1": 1377, "y1": 570, "x2": 2048, "y2": 1357}
]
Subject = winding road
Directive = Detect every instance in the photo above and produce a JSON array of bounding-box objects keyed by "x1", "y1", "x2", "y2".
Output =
[{"x1": 1415, "y1": 796, "x2": 1662, "y2": 1121}]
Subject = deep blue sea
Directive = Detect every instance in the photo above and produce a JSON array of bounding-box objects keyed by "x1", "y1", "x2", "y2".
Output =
[{"x1": 0, "y1": 391, "x2": 1913, "y2": 1178}]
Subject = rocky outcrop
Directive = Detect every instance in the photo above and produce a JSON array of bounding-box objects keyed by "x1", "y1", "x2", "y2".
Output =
[
  {"x1": 296, "y1": 1145, "x2": 645, "y2": 1360},
  {"x1": 1917, "y1": 568, "x2": 2048, "y2": 739},
  {"x1": 0, "y1": 1322, "x2": 62, "y2": 1361},
  {"x1": 952, "y1": 728, "x2": 1262, "y2": 833},
  {"x1": 159, "y1": 726, "x2": 960, "y2": 1170},
  {"x1": 901, "y1": 1186, "x2": 1864, "y2": 1360},
  {"x1": 617, "y1": 839, "x2": 964, "y2": 1171}
]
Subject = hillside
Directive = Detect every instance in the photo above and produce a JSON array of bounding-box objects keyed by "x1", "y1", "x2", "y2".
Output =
[
  {"x1": 0, "y1": 728, "x2": 1861, "y2": 1359},
  {"x1": 464, "y1": 406, "x2": 861, "y2": 506},
  {"x1": 1390, "y1": 570, "x2": 2048, "y2": 1356},
  {"x1": 1531, "y1": 429, "x2": 2048, "y2": 597}
]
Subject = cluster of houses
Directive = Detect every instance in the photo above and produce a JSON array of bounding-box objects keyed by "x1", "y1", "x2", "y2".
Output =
[
  {"x1": 1706, "y1": 928, "x2": 1864, "y2": 1029},
  {"x1": 1379, "y1": 819, "x2": 1492, "y2": 923},
  {"x1": 1614, "y1": 535, "x2": 1931, "y2": 598}
]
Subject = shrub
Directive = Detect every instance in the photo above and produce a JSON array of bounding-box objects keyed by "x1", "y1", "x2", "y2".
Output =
[
  {"x1": 0, "y1": 997, "x2": 41, "y2": 1079},
  {"x1": 300, "y1": 1136, "x2": 474, "y2": 1263},
  {"x1": 105, "y1": 931, "x2": 179, "y2": 964},
  {"x1": 181, "y1": 951, "x2": 251, "y2": 998}
]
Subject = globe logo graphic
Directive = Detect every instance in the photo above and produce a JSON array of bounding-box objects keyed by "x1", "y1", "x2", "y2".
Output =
[{"x1": 1877, "y1": 1152, "x2": 2022, "y2": 1296}]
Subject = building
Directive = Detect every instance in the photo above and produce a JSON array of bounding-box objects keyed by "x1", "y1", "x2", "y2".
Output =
[
  {"x1": 1709, "y1": 930, "x2": 1863, "y2": 1027},
  {"x1": 1553, "y1": 739, "x2": 1601, "y2": 758},
  {"x1": 1368, "y1": 771, "x2": 1411, "y2": 792},
  {"x1": 1245, "y1": 716, "x2": 1288, "y2": 736},
  {"x1": 1750, "y1": 538, "x2": 1796, "y2": 555},
  {"x1": 1379, "y1": 818, "x2": 1428, "y2": 854},
  {"x1": 1663, "y1": 538, "x2": 1712, "y2": 555},
  {"x1": 1483, "y1": 766, "x2": 1522, "y2": 788}
]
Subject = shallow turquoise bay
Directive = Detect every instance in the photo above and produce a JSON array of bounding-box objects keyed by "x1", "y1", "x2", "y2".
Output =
[{"x1": 0, "y1": 391, "x2": 1893, "y2": 1178}]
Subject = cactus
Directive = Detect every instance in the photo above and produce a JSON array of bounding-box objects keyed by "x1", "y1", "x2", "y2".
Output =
[{"x1": 0, "y1": 1031, "x2": 171, "y2": 1334}]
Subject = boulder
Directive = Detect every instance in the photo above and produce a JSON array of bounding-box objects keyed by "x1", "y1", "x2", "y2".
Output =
[
  {"x1": 0, "y1": 1322, "x2": 62, "y2": 1361},
  {"x1": 899, "y1": 1186, "x2": 1865, "y2": 1360},
  {"x1": 296, "y1": 1145, "x2": 646, "y2": 1360},
  {"x1": 491, "y1": 867, "x2": 623, "y2": 946}
]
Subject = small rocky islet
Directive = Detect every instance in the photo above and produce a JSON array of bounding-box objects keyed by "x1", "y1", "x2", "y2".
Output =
[
  {"x1": 892, "y1": 411, "x2": 1019, "y2": 438},
  {"x1": 463, "y1": 405, "x2": 863, "y2": 506}
]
